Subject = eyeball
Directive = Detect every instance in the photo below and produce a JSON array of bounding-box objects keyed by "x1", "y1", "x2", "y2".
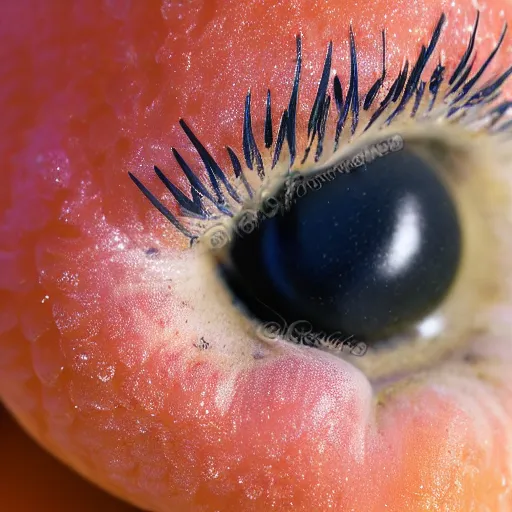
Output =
[{"x1": 222, "y1": 135, "x2": 463, "y2": 343}]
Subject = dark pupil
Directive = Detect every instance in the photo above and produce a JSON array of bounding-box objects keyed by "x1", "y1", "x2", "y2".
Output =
[{"x1": 221, "y1": 144, "x2": 462, "y2": 344}]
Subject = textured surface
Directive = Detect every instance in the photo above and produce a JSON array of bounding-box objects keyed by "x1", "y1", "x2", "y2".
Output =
[{"x1": 2, "y1": 1, "x2": 512, "y2": 511}]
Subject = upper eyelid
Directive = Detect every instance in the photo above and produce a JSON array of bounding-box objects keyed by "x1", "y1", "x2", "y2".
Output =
[{"x1": 130, "y1": 10, "x2": 512, "y2": 245}]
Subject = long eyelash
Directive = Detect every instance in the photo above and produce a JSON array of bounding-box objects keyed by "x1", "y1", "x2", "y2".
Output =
[
  {"x1": 301, "y1": 40, "x2": 332, "y2": 164},
  {"x1": 363, "y1": 30, "x2": 386, "y2": 111},
  {"x1": 129, "y1": 11, "x2": 512, "y2": 244}
]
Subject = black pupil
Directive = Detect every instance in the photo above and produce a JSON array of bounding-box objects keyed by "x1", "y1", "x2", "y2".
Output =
[{"x1": 220, "y1": 143, "x2": 462, "y2": 344}]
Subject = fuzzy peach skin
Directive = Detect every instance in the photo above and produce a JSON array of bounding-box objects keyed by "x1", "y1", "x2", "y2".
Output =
[{"x1": 1, "y1": 1, "x2": 512, "y2": 511}]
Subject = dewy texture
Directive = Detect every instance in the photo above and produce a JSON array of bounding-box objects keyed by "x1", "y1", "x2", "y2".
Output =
[{"x1": 2, "y1": 1, "x2": 512, "y2": 512}]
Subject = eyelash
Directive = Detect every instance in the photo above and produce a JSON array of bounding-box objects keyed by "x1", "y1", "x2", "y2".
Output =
[{"x1": 128, "y1": 10, "x2": 512, "y2": 243}]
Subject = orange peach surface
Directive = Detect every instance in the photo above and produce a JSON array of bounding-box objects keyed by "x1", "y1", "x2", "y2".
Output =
[{"x1": 1, "y1": 1, "x2": 512, "y2": 511}]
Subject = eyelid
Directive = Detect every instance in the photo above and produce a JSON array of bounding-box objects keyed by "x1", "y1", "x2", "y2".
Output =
[{"x1": 139, "y1": 14, "x2": 508, "y2": 383}]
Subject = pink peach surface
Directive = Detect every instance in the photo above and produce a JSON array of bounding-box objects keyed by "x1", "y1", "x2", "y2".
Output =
[{"x1": 1, "y1": 1, "x2": 512, "y2": 511}]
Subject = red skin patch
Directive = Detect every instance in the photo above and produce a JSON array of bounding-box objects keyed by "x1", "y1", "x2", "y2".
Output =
[{"x1": 1, "y1": 1, "x2": 512, "y2": 511}]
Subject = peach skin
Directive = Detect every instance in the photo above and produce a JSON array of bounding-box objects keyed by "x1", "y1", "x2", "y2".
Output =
[{"x1": 1, "y1": 1, "x2": 512, "y2": 511}]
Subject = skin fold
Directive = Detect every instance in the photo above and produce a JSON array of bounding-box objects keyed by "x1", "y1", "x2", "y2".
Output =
[{"x1": 1, "y1": 1, "x2": 512, "y2": 511}]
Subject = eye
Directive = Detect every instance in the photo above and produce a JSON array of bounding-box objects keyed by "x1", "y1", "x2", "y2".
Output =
[
  {"x1": 130, "y1": 12, "x2": 511, "y2": 380},
  {"x1": 223, "y1": 138, "x2": 461, "y2": 341},
  {"x1": 3, "y1": 3, "x2": 512, "y2": 511}
]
